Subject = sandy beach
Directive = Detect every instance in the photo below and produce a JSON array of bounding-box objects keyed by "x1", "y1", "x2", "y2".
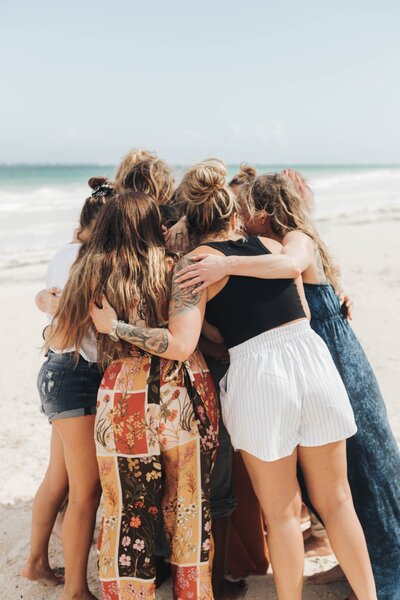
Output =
[{"x1": 1, "y1": 209, "x2": 399, "y2": 599}]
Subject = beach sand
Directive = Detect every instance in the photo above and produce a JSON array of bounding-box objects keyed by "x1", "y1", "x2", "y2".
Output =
[{"x1": 1, "y1": 211, "x2": 399, "y2": 599}]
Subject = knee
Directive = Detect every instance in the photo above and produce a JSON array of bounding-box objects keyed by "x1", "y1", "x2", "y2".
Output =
[
  {"x1": 263, "y1": 496, "x2": 302, "y2": 528},
  {"x1": 69, "y1": 483, "x2": 101, "y2": 512},
  {"x1": 309, "y1": 485, "x2": 353, "y2": 521}
]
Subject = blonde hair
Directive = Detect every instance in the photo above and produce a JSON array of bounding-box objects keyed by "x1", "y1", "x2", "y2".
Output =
[
  {"x1": 177, "y1": 158, "x2": 240, "y2": 239},
  {"x1": 229, "y1": 162, "x2": 257, "y2": 187},
  {"x1": 241, "y1": 173, "x2": 341, "y2": 290},
  {"x1": 114, "y1": 149, "x2": 174, "y2": 205},
  {"x1": 47, "y1": 191, "x2": 171, "y2": 366}
]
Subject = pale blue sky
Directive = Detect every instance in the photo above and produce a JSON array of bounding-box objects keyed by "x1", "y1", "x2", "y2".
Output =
[{"x1": 2, "y1": 0, "x2": 400, "y2": 164}]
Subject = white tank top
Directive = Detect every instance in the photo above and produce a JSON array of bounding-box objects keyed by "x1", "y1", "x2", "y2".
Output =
[{"x1": 46, "y1": 243, "x2": 98, "y2": 363}]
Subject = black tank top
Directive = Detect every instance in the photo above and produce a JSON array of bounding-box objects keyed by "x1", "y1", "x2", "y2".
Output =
[{"x1": 203, "y1": 236, "x2": 306, "y2": 348}]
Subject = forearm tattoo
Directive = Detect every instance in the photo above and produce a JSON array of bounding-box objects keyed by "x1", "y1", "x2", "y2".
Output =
[
  {"x1": 113, "y1": 258, "x2": 202, "y2": 354},
  {"x1": 169, "y1": 257, "x2": 202, "y2": 316},
  {"x1": 115, "y1": 322, "x2": 169, "y2": 354}
]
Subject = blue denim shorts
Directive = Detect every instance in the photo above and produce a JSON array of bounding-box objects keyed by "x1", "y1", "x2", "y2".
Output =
[{"x1": 37, "y1": 351, "x2": 103, "y2": 422}]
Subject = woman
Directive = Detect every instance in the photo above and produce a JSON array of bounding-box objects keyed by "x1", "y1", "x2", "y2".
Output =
[
  {"x1": 91, "y1": 159, "x2": 377, "y2": 600},
  {"x1": 116, "y1": 149, "x2": 240, "y2": 598},
  {"x1": 21, "y1": 180, "x2": 112, "y2": 599},
  {"x1": 178, "y1": 169, "x2": 400, "y2": 600},
  {"x1": 49, "y1": 190, "x2": 219, "y2": 600}
]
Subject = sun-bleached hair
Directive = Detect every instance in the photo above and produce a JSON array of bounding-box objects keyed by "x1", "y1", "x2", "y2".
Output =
[
  {"x1": 240, "y1": 173, "x2": 341, "y2": 290},
  {"x1": 114, "y1": 149, "x2": 174, "y2": 205},
  {"x1": 177, "y1": 158, "x2": 240, "y2": 240},
  {"x1": 47, "y1": 190, "x2": 171, "y2": 366},
  {"x1": 229, "y1": 162, "x2": 257, "y2": 187}
]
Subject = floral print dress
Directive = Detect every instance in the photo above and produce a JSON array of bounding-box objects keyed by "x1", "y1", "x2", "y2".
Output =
[{"x1": 95, "y1": 348, "x2": 219, "y2": 600}]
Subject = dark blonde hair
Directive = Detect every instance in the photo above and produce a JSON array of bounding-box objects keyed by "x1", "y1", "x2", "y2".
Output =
[
  {"x1": 48, "y1": 191, "x2": 171, "y2": 366},
  {"x1": 241, "y1": 173, "x2": 341, "y2": 290},
  {"x1": 229, "y1": 162, "x2": 257, "y2": 187},
  {"x1": 177, "y1": 159, "x2": 240, "y2": 240},
  {"x1": 114, "y1": 149, "x2": 174, "y2": 205}
]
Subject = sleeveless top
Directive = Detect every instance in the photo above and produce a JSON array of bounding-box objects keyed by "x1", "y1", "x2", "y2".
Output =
[{"x1": 203, "y1": 236, "x2": 306, "y2": 348}]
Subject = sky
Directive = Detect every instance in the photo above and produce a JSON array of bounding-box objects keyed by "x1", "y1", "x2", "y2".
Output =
[{"x1": 1, "y1": 0, "x2": 400, "y2": 165}]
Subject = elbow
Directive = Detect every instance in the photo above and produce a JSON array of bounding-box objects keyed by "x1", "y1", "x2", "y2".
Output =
[
  {"x1": 290, "y1": 261, "x2": 302, "y2": 279},
  {"x1": 174, "y1": 341, "x2": 197, "y2": 362}
]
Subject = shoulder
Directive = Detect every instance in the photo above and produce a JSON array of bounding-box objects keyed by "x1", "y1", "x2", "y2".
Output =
[
  {"x1": 47, "y1": 243, "x2": 81, "y2": 283},
  {"x1": 257, "y1": 236, "x2": 283, "y2": 254},
  {"x1": 283, "y1": 230, "x2": 315, "y2": 248},
  {"x1": 188, "y1": 245, "x2": 226, "y2": 258},
  {"x1": 51, "y1": 242, "x2": 81, "y2": 265}
]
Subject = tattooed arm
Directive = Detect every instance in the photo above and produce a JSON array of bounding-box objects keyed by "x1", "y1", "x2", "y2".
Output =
[{"x1": 90, "y1": 257, "x2": 207, "y2": 360}]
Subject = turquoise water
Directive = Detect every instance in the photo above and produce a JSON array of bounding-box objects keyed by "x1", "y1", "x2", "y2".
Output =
[
  {"x1": 1, "y1": 163, "x2": 400, "y2": 277},
  {"x1": 0, "y1": 163, "x2": 399, "y2": 188}
]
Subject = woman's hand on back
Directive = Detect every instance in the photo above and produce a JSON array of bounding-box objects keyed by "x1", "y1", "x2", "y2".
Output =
[
  {"x1": 35, "y1": 287, "x2": 62, "y2": 316},
  {"x1": 164, "y1": 218, "x2": 190, "y2": 253},
  {"x1": 175, "y1": 254, "x2": 228, "y2": 292},
  {"x1": 339, "y1": 292, "x2": 353, "y2": 320},
  {"x1": 90, "y1": 296, "x2": 118, "y2": 334}
]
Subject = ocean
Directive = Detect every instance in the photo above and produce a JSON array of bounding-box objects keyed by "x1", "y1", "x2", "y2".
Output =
[{"x1": 1, "y1": 164, "x2": 400, "y2": 280}]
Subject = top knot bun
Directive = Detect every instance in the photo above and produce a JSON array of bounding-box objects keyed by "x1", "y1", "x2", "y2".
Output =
[
  {"x1": 229, "y1": 162, "x2": 257, "y2": 187},
  {"x1": 183, "y1": 159, "x2": 227, "y2": 205},
  {"x1": 88, "y1": 176, "x2": 110, "y2": 189},
  {"x1": 238, "y1": 162, "x2": 257, "y2": 180}
]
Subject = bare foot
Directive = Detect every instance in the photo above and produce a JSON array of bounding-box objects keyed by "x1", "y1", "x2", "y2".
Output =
[
  {"x1": 20, "y1": 561, "x2": 64, "y2": 586},
  {"x1": 304, "y1": 534, "x2": 333, "y2": 557},
  {"x1": 59, "y1": 593, "x2": 98, "y2": 600},
  {"x1": 305, "y1": 564, "x2": 347, "y2": 585}
]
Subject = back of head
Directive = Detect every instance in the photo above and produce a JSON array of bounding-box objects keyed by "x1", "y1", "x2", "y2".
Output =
[
  {"x1": 241, "y1": 173, "x2": 340, "y2": 288},
  {"x1": 178, "y1": 158, "x2": 239, "y2": 239},
  {"x1": 76, "y1": 177, "x2": 114, "y2": 240},
  {"x1": 49, "y1": 190, "x2": 170, "y2": 366},
  {"x1": 229, "y1": 162, "x2": 257, "y2": 187},
  {"x1": 114, "y1": 149, "x2": 174, "y2": 205}
]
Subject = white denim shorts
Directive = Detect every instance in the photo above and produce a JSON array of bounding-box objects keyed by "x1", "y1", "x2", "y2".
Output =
[{"x1": 220, "y1": 320, "x2": 357, "y2": 462}]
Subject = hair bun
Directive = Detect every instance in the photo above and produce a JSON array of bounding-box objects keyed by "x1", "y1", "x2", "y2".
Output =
[
  {"x1": 88, "y1": 176, "x2": 110, "y2": 189},
  {"x1": 184, "y1": 159, "x2": 227, "y2": 204}
]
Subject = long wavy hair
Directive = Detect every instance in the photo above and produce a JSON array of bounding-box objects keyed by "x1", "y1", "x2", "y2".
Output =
[
  {"x1": 240, "y1": 173, "x2": 341, "y2": 290},
  {"x1": 48, "y1": 191, "x2": 171, "y2": 365}
]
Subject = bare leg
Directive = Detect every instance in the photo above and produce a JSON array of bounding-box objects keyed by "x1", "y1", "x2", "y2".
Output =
[
  {"x1": 241, "y1": 449, "x2": 303, "y2": 600},
  {"x1": 21, "y1": 426, "x2": 68, "y2": 586},
  {"x1": 54, "y1": 416, "x2": 101, "y2": 600},
  {"x1": 298, "y1": 441, "x2": 376, "y2": 600}
]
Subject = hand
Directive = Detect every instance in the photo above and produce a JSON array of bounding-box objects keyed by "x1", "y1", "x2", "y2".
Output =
[
  {"x1": 175, "y1": 254, "x2": 229, "y2": 293},
  {"x1": 36, "y1": 287, "x2": 62, "y2": 316},
  {"x1": 164, "y1": 218, "x2": 190, "y2": 252},
  {"x1": 339, "y1": 293, "x2": 353, "y2": 320},
  {"x1": 90, "y1": 296, "x2": 118, "y2": 334}
]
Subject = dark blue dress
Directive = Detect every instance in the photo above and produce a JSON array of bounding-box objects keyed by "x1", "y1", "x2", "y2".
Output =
[{"x1": 304, "y1": 283, "x2": 400, "y2": 600}]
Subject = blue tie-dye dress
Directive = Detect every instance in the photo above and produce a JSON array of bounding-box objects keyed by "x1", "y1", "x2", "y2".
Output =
[{"x1": 304, "y1": 283, "x2": 400, "y2": 600}]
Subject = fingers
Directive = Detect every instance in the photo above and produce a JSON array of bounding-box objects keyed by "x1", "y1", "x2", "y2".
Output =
[
  {"x1": 190, "y1": 281, "x2": 210, "y2": 294},
  {"x1": 175, "y1": 268, "x2": 202, "y2": 283},
  {"x1": 178, "y1": 276, "x2": 204, "y2": 289}
]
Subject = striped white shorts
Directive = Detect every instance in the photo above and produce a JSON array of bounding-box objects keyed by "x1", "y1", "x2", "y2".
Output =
[{"x1": 220, "y1": 320, "x2": 357, "y2": 462}]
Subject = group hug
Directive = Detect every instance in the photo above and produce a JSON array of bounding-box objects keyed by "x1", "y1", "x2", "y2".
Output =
[{"x1": 21, "y1": 150, "x2": 400, "y2": 600}]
